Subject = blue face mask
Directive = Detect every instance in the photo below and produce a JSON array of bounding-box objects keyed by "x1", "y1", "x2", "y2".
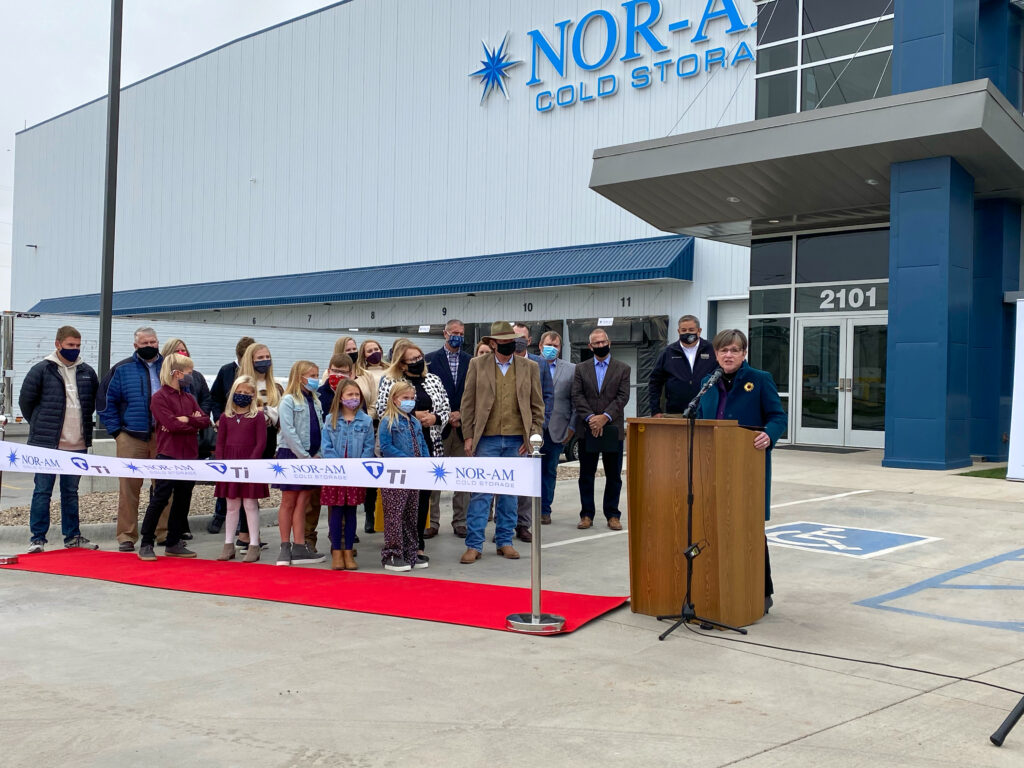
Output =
[
  {"x1": 306, "y1": 377, "x2": 320, "y2": 391},
  {"x1": 399, "y1": 399, "x2": 416, "y2": 414},
  {"x1": 60, "y1": 347, "x2": 81, "y2": 362},
  {"x1": 541, "y1": 345, "x2": 558, "y2": 361},
  {"x1": 447, "y1": 334, "x2": 464, "y2": 349},
  {"x1": 232, "y1": 393, "x2": 253, "y2": 408},
  {"x1": 253, "y1": 359, "x2": 272, "y2": 374}
]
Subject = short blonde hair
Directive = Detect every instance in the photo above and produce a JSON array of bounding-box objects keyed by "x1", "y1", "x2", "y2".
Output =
[
  {"x1": 380, "y1": 380, "x2": 415, "y2": 426},
  {"x1": 712, "y1": 329, "x2": 748, "y2": 351},
  {"x1": 159, "y1": 353, "x2": 193, "y2": 387},
  {"x1": 160, "y1": 337, "x2": 189, "y2": 358},
  {"x1": 224, "y1": 376, "x2": 259, "y2": 418}
]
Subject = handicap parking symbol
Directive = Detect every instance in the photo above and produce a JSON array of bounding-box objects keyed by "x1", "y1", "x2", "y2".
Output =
[{"x1": 765, "y1": 521, "x2": 939, "y2": 559}]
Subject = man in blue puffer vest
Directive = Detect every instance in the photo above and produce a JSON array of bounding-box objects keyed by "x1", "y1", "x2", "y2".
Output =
[
  {"x1": 19, "y1": 325, "x2": 99, "y2": 552},
  {"x1": 97, "y1": 326, "x2": 163, "y2": 552}
]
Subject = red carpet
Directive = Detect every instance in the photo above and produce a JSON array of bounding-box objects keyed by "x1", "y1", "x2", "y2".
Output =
[{"x1": 1, "y1": 549, "x2": 627, "y2": 634}]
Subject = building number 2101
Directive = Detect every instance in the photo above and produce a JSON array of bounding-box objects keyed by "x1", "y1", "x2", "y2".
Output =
[{"x1": 819, "y1": 286, "x2": 877, "y2": 310}]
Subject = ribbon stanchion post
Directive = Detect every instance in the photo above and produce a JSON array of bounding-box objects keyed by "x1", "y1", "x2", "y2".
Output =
[{"x1": 505, "y1": 433, "x2": 565, "y2": 635}]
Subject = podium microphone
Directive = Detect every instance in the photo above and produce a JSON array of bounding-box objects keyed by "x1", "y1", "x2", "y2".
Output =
[{"x1": 683, "y1": 368, "x2": 723, "y2": 418}]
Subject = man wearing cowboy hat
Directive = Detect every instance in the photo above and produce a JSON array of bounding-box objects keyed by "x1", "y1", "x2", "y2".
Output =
[{"x1": 459, "y1": 321, "x2": 545, "y2": 564}]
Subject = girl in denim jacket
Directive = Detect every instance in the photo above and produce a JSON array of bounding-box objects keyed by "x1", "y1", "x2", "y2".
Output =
[
  {"x1": 377, "y1": 381, "x2": 429, "y2": 572},
  {"x1": 321, "y1": 380, "x2": 375, "y2": 570}
]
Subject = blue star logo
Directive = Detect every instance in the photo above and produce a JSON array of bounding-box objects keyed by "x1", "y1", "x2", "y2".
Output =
[
  {"x1": 269, "y1": 462, "x2": 287, "y2": 477},
  {"x1": 123, "y1": 462, "x2": 141, "y2": 473},
  {"x1": 470, "y1": 33, "x2": 520, "y2": 104},
  {"x1": 6, "y1": 449, "x2": 17, "y2": 466},
  {"x1": 431, "y1": 462, "x2": 450, "y2": 484}
]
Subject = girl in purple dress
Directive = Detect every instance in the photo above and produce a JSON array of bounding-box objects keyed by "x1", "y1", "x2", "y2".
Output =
[{"x1": 214, "y1": 376, "x2": 269, "y2": 562}]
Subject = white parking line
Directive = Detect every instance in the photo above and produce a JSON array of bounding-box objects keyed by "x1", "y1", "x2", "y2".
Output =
[
  {"x1": 541, "y1": 530, "x2": 628, "y2": 549},
  {"x1": 770, "y1": 489, "x2": 873, "y2": 509}
]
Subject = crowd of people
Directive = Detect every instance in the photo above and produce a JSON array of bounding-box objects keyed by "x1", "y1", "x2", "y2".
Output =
[{"x1": 18, "y1": 315, "x2": 782, "y2": 601}]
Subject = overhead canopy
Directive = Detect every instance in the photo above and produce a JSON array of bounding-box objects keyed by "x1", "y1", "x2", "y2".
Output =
[
  {"x1": 590, "y1": 79, "x2": 1024, "y2": 245},
  {"x1": 30, "y1": 235, "x2": 693, "y2": 315}
]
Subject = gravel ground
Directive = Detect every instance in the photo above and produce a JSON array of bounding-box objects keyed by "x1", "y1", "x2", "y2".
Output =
[
  {"x1": 0, "y1": 463, "x2": 608, "y2": 526},
  {"x1": 0, "y1": 483, "x2": 283, "y2": 527}
]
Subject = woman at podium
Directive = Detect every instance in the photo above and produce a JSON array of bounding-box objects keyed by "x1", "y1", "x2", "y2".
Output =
[{"x1": 697, "y1": 329, "x2": 786, "y2": 614}]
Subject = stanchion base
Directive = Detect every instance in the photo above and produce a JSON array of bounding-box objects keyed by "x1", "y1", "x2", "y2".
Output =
[
  {"x1": 506, "y1": 613, "x2": 566, "y2": 634},
  {"x1": 0, "y1": 554, "x2": 19, "y2": 565}
]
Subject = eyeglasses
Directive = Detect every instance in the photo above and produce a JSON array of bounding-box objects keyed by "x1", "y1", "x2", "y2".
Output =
[
  {"x1": 405, "y1": 356, "x2": 424, "y2": 364},
  {"x1": 718, "y1": 346, "x2": 745, "y2": 355}
]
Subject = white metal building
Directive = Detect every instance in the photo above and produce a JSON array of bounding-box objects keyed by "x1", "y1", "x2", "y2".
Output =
[{"x1": 12, "y1": 0, "x2": 759, "y2": 416}]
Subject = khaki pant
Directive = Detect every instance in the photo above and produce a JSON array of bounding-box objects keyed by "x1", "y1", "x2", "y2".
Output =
[
  {"x1": 304, "y1": 487, "x2": 323, "y2": 549},
  {"x1": 115, "y1": 433, "x2": 158, "y2": 544},
  {"x1": 428, "y1": 427, "x2": 468, "y2": 529}
]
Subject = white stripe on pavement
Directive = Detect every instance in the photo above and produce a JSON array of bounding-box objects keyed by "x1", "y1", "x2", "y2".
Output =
[
  {"x1": 541, "y1": 530, "x2": 628, "y2": 549},
  {"x1": 770, "y1": 489, "x2": 873, "y2": 509}
]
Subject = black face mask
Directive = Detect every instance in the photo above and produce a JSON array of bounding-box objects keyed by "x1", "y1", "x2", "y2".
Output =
[
  {"x1": 347, "y1": 352, "x2": 358, "y2": 365},
  {"x1": 495, "y1": 340, "x2": 516, "y2": 356},
  {"x1": 591, "y1": 345, "x2": 610, "y2": 359},
  {"x1": 406, "y1": 359, "x2": 425, "y2": 376},
  {"x1": 680, "y1": 333, "x2": 699, "y2": 345},
  {"x1": 137, "y1": 346, "x2": 159, "y2": 361}
]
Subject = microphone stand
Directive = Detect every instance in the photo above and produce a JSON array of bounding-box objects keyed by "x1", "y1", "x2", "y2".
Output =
[{"x1": 658, "y1": 371, "x2": 746, "y2": 640}]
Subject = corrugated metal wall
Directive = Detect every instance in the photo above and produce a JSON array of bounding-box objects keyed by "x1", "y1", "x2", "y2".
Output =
[{"x1": 12, "y1": 0, "x2": 756, "y2": 313}]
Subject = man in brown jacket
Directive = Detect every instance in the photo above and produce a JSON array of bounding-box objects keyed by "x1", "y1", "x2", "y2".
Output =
[{"x1": 460, "y1": 321, "x2": 545, "y2": 564}]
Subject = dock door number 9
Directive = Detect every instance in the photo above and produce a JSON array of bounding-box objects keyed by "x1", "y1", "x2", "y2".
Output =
[{"x1": 819, "y1": 286, "x2": 877, "y2": 311}]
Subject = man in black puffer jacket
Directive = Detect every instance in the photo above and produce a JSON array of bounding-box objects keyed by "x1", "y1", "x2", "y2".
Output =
[
  {"x1": 648, "y1": 314, "x2": 719, "y2": 416},
  {"x1": 18, "y1": 325, "x2": 99, "y2": 552}
]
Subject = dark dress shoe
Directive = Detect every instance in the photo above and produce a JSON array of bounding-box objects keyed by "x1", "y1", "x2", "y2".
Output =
[
  {"x1": 516, "y1": 526, "x2": 533, "y2": 543},
  {"x1": 541, "y1": 514, "x2": 551, "y2": 525},
  {"x1": 423, "y1": 526, "x2": 439, "y2": 539},
  {"x1": 206, "y1": 518, "x2": 224, "y2": 535},
  {"x1": 118, "y1": 541, "x2": 135, "y2": 552},
  {"x1": 180, "y1": 532, "x2": 193, "y2": 540},
  {"x1": 364, "y1": 513, "x2": 375, "y2": 534},
  {"x1": 452, "y1": 525, "x2": 467, "y2": 538},
  {"x1": 764, "y1": 596, "x2": 774, "y2": 615},
  {"x1": 577, "y1": 517, "x2": 594, "y2": 530}
]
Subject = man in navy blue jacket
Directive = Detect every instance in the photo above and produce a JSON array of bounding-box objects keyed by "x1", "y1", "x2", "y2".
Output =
[
  {"x1": 97, "y1": 327, "x2": 163, "y2": 552},
  {"x1": 425, "y1": 319, "x2": 472, "y2": 537},
  {"x1": 512, "y1": 322, "x2": 553, "y2": 543},
  {"x1": 19, "y1": 325, "x2": 99, "y2": 552},
  {"x1": 648, "y1": 315, "x2": 718, "y2": 416}
]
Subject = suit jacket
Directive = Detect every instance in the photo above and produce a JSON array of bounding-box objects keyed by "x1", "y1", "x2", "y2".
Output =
[
  {"x1": 696, "y1": 361, "x2": 786, "y2": 521},
  {"x1": 461, "y1": 354, "x2": 545, "y2": 450},
  {"x1": 424, "y1": 346, "x2": 472, "y2": 411},
  {"x1": 572, "y1": 356, "x2": 631, "y2": 436},
  {"x1": 526, "y1": 352, "x2": 554, "y2": 424},
  {"x1": 545, "y1": 357, "x2": 577, "y2": 443},
  {"x1": 647, "y1": 338, "x2": 718, "y2": 414},
  {"x1": 210, "y1": 361, "x2": 239, "y2": 421}
]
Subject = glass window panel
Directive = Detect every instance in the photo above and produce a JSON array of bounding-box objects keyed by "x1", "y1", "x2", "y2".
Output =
[
  {"x1": 750, "y1": 238, "x2": 792, "y2": 285},
  {"x1": 757, "y1": 41, "x2": 798, "y2": 73},
  {"x1": 757, "y1": 0, "x2": 798, "y2": 45},
  {"x1": 778, "y1": 395, "x2": 790, "y2": 440},
  {"x1": 749, "y1": 318, "x2": 790, "y2": 392},
  {"x1": 803, "y1": 19, "x2": 893, "y2": 63},
  {"x1": 796, "y1": 229, "x2": 889, "y2": 283},
  {"x1": 851, "y1": 324, "x2": 887, "y2": 431},
  {"x1": 750, "y1": 288, "x2": 791, "y2": 316},
  {"x1": 802, "y1": 0, "x2": 894, "y2": 35},
  {"x1": 756, "y1": 70, "x2": 797, "y2": 118},
  {"x1": 801, "y1": 50, "x2": 893, "y2": 110},
  {"x1": 800, "y1": 325, "x2": 840, "y2": 429}
]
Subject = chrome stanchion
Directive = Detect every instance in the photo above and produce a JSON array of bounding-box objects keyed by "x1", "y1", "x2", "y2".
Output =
[{"x1": 506, "y1": 433, "x2": 565, "y2": 634}]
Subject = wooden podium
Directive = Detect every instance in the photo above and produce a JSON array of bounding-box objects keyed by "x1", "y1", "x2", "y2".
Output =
[{"x1": 626, "y1": 418, "x2": 765, "y2": 628}]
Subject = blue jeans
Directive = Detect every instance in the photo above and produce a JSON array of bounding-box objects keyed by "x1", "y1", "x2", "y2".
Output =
[
  {"x1": 466, "y1": 435, "x2": 523, "y2": 552},
  {"x1": 540, "y1": 430, "x2": 563, "y2": 517},
  {"x1": 29, "y1": 455, "x2": 85, "y2": 544}
]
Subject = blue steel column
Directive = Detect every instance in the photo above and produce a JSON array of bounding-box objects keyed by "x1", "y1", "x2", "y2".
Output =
[
  {"x1": 977, "y1": 0, "x2": 1024, "y2": 110},
  {"x1": 970, "y1": 202, "x2": 1022, "y2": 461},
  {"x1": 884, "y1": 158, "x2": 974, "y2": 469},
  {"x1": 892, "y1": 0, "x2": 978, "y2": 94}
]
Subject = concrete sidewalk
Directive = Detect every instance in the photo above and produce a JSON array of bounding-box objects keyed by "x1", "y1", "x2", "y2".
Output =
[{"x1": 1, "y1": 448, "x2": 1023, "y2": 767}]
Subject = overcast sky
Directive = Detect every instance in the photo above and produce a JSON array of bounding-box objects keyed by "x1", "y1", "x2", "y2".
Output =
[{"x1": 0, "y1": 0, "x2": 336, "y2": 311}]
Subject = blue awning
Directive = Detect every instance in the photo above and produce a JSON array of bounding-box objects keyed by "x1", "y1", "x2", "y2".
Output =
[{"x1": 30, "y1": 235, "x2": 693, "y2": 316}]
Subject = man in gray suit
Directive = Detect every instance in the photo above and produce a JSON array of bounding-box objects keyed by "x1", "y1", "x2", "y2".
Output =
[{"x1": 530, "y1": 330, "x2": 576, "y2": 524}]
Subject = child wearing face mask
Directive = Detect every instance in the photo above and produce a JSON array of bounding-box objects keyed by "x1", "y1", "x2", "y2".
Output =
[
  {"x1": 377, "y1": 382, "x2": 430, "y2": 572},
  {"x1": 214, "y1": 376, "x2": 269, "y2": 562},
  {"x1": 137, "y1": 354, "x2": 211, "y2": 562},
  {"x1": 274, "y1": 360, "x2": 326, "y2": 567},
  {"x1": 321, "y1": 380, "x2": 375, "y2": 570}
]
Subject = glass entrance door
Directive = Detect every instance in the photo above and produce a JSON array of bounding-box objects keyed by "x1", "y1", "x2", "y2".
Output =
[{"x1": 794, "y1": 317, "x2": 886, "y2": 448}]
